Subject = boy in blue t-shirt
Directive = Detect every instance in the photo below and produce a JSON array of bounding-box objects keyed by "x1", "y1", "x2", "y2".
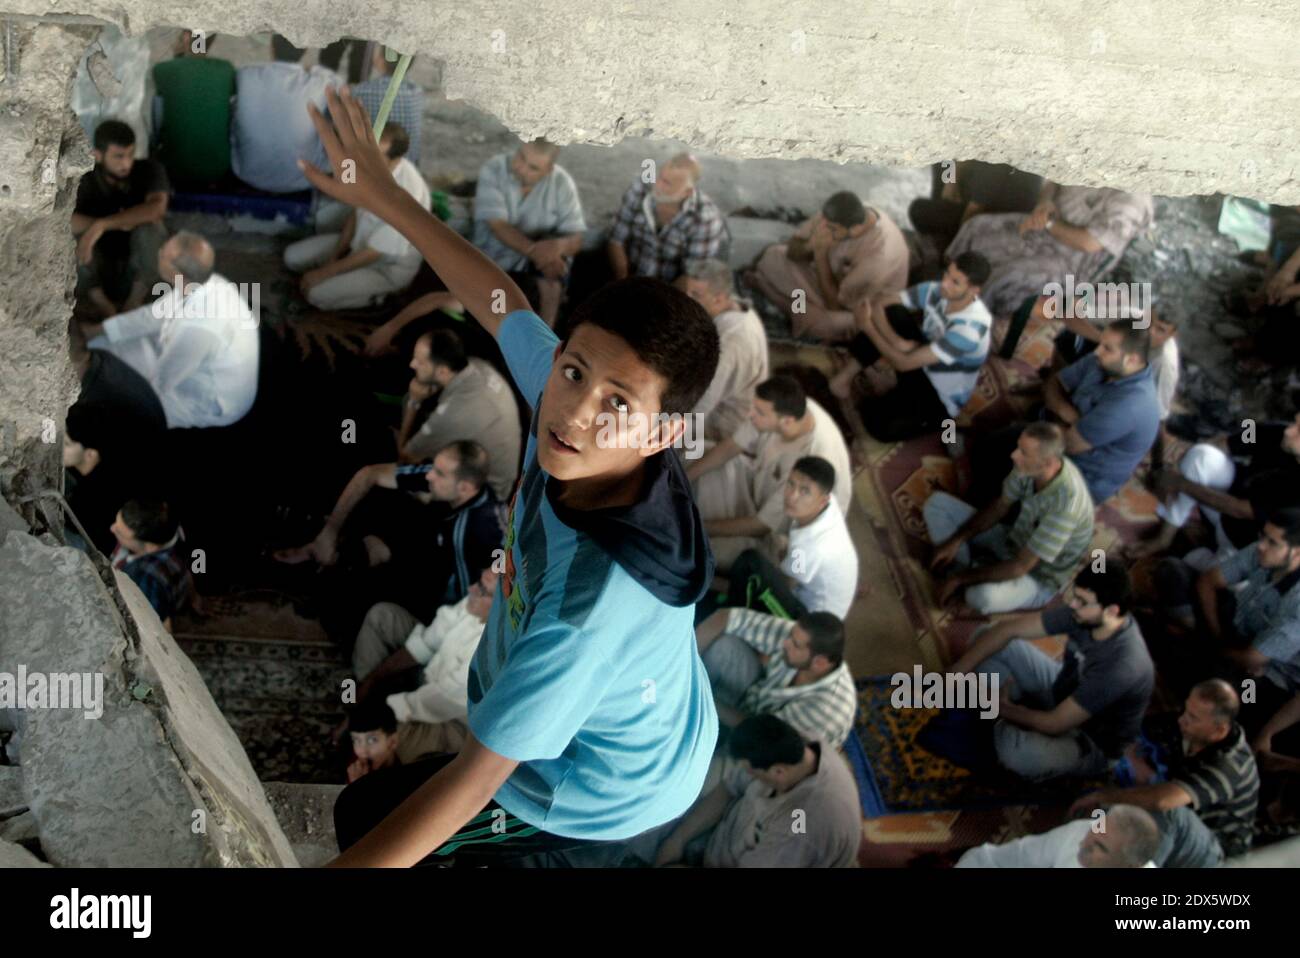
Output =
[{"x1": 303, "y1": 88, "x2": 721, "y2": 866}]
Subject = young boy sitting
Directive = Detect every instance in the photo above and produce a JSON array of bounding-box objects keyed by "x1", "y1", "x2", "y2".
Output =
[
  {"x1": 346, "y1": 699, "x2": 402, "y2": 784},
  {"x1": 302, "y1": 87, "x2": 721, "y2": 867}
]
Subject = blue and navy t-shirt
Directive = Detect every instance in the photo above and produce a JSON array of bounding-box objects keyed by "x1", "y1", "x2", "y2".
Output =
[
  {"x1": 1055, "y1": 355, "x2": 1161, "y2": 503},
  {"x1": 901, "y1": 281, "x2": 993, "y2": 417},
  {"x1": 465, "y1": 310, "x2": 718, "y2": 840}
]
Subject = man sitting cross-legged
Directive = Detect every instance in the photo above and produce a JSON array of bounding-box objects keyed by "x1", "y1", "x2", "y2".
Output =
[
  {"x1": 956, "y1": 803, "x2": 1160, "y2": 868},
  {"x1": 969, "y1": 320, "x2": 1161, "y2": 507},
  {"x1": 1151, "y1": 508, "x2": 1300, "y2": 707},
  {"x1": 750, "y1": 190, "x2": 909, "y2": 342},
  {"x1": 109, "y1": 498, "x2": 192, "y2": 633},
  {"x1": 695, "y1": 607, "x2": 857, "y2": 749},
  {"x1": 949, "y1": 565, "x2": 1155, "y2": 783},
  {"x1": 80, "y1": 231, "x2": 260, "y2": 430},
  {"x1": 283, "y1": 123, "x2": 432, "y2": 311},
  {"x1": 471, "y1": 138, "x2": 587, "y2": 328},
  {"x1": 701, "y1": 456, "x2": 858, "y2": 622},
  {"x1": 677, "y1": 258, "x2": 770, "y2": 443},
  {"x1": 276, "y1": 440, "x2": 503, "y2": 644},
  {"x1": 1070, "y1": 679, "x2": 1260, "y2": 867},
  {"x1": 1131, "y1": 408, "x2": 1300, "y2": 562},
  {"x1": 925, "y1": 422, "x2": 1094, "y2": 614},
  {"x1": 397, "y1": 328, "x2": 521, "y2": 502},
  {"x1": 72, "y1": 119, "x2": 170, "y2": 319},
  {"x1": 347, "y1": 569, "x2": 499, "y2": 764},
  {"x1": 829, "y1": 252, "x2": 994, "y2": 444},
  {"x1": 688, "y1": 375, "x2": 851, "y2": 572},
  {"x1": 634, "y1": 715, "x2": 862, "y2": 868}
]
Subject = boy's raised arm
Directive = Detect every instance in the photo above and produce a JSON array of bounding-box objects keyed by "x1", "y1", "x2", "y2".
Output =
[{"x1": 299, "y1": 87, "x2": 531, "y2": 341}]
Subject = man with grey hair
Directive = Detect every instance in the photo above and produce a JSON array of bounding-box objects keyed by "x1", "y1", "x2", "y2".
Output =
[
  {"x1": 1071, "y1": 678, "x2": 1260, "y2": 867},
  {"x1": 81, "y1": 231, "x2": 260, "y2": 428},
  {"x1": 925, "y1": 420, "x2": 1095, "y2": 613},
  {"x1": 677, "y1": 259, "x2": 769, "y2": 442},
  {"x1": 608, "y1": 152, "x2": 729, "y2": 283},
  {"x1": 957, "y1": 803, "x2": 1161, "y2": 867}
]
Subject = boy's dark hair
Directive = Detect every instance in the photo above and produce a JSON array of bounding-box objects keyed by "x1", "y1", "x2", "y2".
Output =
[
  {"x1": 65, "y1": 403, "x2": 109, "y2": 453},
  {"x1": 120, "y1": 498, "x2": 179, "y2": 546},
  {"x1": 421, "y1": 328, "x2": 468, "y2": 372},
  {"x1": 952, "y1": 251, "x2": 991, "y2": 288},
  {"x1": 797, "y1": 611, "x2": 845, "y2": 668},
  {"x1": 563, "y1": 277, "x2": 720, "y2": 416},
  {"x1": 822, "y1": 191, "x2": 866, "y2": 228},
  {"x1": 348, "y1": 699, "x2": 398, "y2": 735},
  {"x1": 1104, "y1": 319, "x2": 1150, "y2": 364},
  {"x1": 729, "y1": 714, "x2": 806, "y2": 770},
  {"x1": 755, "y1": 375, "x2": 807, "y2": 420},
  {"x1": 1073, "y1": 565, "x2": 1134, "y2": 615},
  {"x1": 1266, "y1": 507, "x2": 1300, "y2": 547},
  {"x1": 93, "y1": 120, "x2": 135, "y2": 153},
  {"x1": 270, "y1": 34, "x2": 306, "y2": 62},
  {"x1": 441, "y1": 439, "x2": 490, "y2": 491},
  {"x1": 791, "y1": 456, "x2": 835, "y2": 496},
  {"x1": 381, "y1": 123, "x2": 411, "y2": 160}
]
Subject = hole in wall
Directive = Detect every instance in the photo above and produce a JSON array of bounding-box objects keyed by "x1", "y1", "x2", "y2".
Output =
[{"x1": 52, "y1": 24, "x2": 1294, "y2": 782}]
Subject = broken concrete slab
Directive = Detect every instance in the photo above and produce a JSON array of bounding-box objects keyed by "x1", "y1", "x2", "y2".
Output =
[
  {"x1": 0, "y1": 837, "x2": 49, "y2": 868},
  {"x1": 0, "y1": 810, "x2": 40, "y2": 844},
  {"x1": 0, "y1": 765, "x2": 26, "y2": 818},
  {"x1": 262, "y1": 782, "x2": 345, "y2": 868},
  {"x1": 0, "y1": 531, "x2": 297, "y2": 867}
]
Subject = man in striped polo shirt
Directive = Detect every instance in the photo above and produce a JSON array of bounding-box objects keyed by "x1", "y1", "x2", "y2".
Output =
[
  {"x1": 831, "y1": 251, "x2": 993, "y2": 442},
  {"x1": 695, "y1": 607, "x2": 858, "y2": 749},
  {"x1": 926, "y1": 421, "x2": 1095, "y2": 614},
  {"x1": 1072, "y1": 679, "x2": 1260, "y2": 867}
]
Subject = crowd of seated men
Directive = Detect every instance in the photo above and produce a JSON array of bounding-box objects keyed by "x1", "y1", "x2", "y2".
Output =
[{"x1": 60, "y1": 32, "x2": 1300, "y2": 867}]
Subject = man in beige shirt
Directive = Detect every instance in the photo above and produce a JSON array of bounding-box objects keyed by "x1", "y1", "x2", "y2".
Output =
[
  {"x1": 399, "y1": 329, "x2": 521, "y2": 501},
  {"x1": 749, "y1": 191, "x2": 909, "y2": 342},
  {"x1": 678, "y1": 258, "x2": 770, "y2": 443},
  {"x1": 688, "y1": 375, "x2": 852, "y2": 571}
]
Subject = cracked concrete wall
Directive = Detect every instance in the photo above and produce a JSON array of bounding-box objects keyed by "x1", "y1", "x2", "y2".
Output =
[
  {"x1": 4, "y1": 0, "x2": 1300, "y2": 201},
  {"x1": 2, "y1": 1, "x2": 1299, "y2": 479}
]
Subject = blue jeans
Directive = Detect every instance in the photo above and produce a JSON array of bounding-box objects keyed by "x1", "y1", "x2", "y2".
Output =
[
  {"x1": 1153, "y1": 806, "x2": 1225, "y2": 868},
  {"x1": 923, "y1": 492, "x2": 1060, "y2": 614},
  {"x1": 976, "y1": 633, "x2": 1110, "y2": 781}
]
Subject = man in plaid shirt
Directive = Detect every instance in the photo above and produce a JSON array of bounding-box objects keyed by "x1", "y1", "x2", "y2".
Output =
[
  {"x1": 109, "y1": 498, "x2": 191, "y2": 632},
  {"x1": 607, "y1": 153, "x2": 730, "y2": 283},
  {"x1": 695, "y1": 606, "x2": 857, "y2": 748}
]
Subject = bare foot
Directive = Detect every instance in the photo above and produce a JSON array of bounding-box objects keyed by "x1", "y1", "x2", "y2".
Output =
[{"x1": 272, "y1": 543, "x2": 318, "y2": 565}]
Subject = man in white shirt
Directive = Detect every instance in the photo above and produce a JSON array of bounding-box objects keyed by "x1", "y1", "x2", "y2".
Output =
[
  {"x1": 350, "y1": 568, "x2": 498, "y2": 762},
  {"x1": 956, "y1": 804, "x2": 1161, "y2": 868},
  {"x1": 283, "y1": 124, "x2": 432, "y2": 311},
  {"x1": 231, "y1": 36, "x2": 339, "y2": 194},
  {"x1": 688, "y1": 376, "x2": 852, "y2": 572},
  {"x1": 82, "y1": 231, "x2": 259, "y2": 429},
  {"x1": 679, "y1": 258, "x2": 770, "y2": 443},
  {"x1": 703, "y1": 456, "x2": 858, "y2": 621}
]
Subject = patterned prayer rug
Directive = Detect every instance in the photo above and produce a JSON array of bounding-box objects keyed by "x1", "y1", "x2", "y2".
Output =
[{"x1": 174, "y1": 595, "x2": 350, "y2": 785}]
